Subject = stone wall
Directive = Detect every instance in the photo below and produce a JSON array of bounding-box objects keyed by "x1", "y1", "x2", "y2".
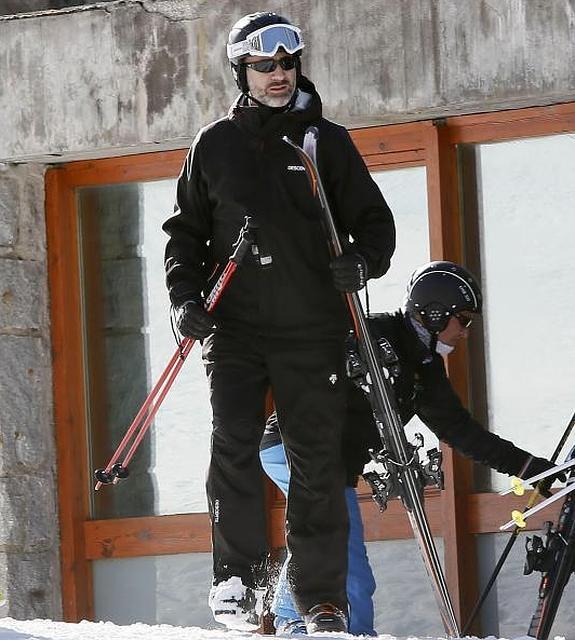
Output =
[
  {"x1": 2, "y1": 0, "x2": 575, "y2": 163},
  {"x1": 0, "y1": 163, "x2": 62, "y2": 619}
]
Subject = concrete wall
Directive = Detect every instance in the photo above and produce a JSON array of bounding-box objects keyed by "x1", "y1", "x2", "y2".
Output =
[
  {"x1": 0, "y1": 1, "x2": 119, "y2": 16},
  {"x1": 1, "y1": 0, "x2": 575, "y2": 624},
  {"x1": 1, "y1": 0, "x2": 575, "y2": 163}
]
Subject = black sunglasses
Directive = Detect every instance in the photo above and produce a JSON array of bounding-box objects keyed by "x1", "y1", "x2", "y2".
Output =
[
  {"x1": 455, "y1": 313, "x2": 473, "y2": 329},
  {"x1": 242, "y1": 56, "x2": 297, "y2": 73}
]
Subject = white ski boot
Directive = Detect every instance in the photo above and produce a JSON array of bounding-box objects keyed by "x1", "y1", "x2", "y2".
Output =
[{"x1": 208, "y1": 576, "x2": 265, "y2": 630}]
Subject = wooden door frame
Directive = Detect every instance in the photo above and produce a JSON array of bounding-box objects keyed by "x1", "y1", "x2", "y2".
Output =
[
  {"x1": 46, "y1": 101, "x2": 575, "y2": 626},
  {"x1": 46, "y1": 151, "x2": 187, "y2": 621}
]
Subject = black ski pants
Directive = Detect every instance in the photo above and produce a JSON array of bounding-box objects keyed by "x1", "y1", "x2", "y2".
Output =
[{"x1": 202, "y1": 328, "x2": 349, "y2": 614}]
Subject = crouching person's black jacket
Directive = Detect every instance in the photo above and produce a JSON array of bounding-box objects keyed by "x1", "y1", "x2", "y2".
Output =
[{"x1": 343, "y1": 311, "x2": 536, "y2": 483}]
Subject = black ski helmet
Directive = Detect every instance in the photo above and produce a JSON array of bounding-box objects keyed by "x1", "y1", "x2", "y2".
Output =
[
  {"x1": 226, "y1": 12, "x2": 304, "y2": 93},
  {"x1": 405, "y1": 261, "x2": 482, "y2": 333}
]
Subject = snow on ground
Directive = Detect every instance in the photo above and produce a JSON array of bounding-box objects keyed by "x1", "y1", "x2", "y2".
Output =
[{"x1": 0, "y1": 618, "x2": 565, "y2": 640}]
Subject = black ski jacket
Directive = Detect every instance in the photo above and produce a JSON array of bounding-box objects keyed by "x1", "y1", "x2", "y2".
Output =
[
  {"x1": 262, "y1": 310, "x2": 534, "y2": 483},
  {"x1": 345, "y1": 311, "x2": 535, "y2": 482},
  {"x1": 163, "y1": 77, "x2": 395, "y2": 339}
]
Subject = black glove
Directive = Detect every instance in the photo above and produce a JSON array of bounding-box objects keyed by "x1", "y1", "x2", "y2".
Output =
[
  {"x1": 330, "y1": 253, "x2": 368, "y2": 292},
  {"x1": 175, "y1": 300, "x2": 216, "y2": 339},
  {"x1": 519, "y1": 456, "x2": 567, "y2": 496}
]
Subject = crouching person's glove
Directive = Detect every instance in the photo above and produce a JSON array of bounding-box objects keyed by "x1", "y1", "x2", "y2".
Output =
[
  {"x1": 330, "y1": 253, "x2": 368, "y2": 292},
  {"x1": 519, "y1": 455, "x2": 566, "y2": 496},
  {"x1": 175, "y1": 299, "x2": 217, "y2": 339}
]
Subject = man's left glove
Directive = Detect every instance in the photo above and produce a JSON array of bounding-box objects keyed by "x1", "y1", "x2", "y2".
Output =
[
  {"x1": 175, "y1": 299, "x2": 217, "y2": 339},
  {"x1": 330, "y1": 253, "x2": 368, "y2": 292}
]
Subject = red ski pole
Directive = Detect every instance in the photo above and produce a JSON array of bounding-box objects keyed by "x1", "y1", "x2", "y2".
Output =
[{"x1": 94, "y1": 216, "x2": 255, "y2": 490}]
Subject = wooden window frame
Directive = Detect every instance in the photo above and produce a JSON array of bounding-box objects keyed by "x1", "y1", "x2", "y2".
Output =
[{"x1": 46, "y1": 102, "x2": 575, "y2": 628}]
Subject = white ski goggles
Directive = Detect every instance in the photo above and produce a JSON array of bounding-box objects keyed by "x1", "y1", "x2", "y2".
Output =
[{"x1": 227, "y1": 24, "x2": 304, "y2": 61}]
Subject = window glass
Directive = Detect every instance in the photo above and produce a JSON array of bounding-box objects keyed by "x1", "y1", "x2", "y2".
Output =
[
  {"x1": 79, "y1": 179, "x2": 211, "y2": 518},
  {"x1": 369, "y1": 167, "x2": 436, "y2": 450},
  {"x1": 467, "y1": 135, "x2": 575, "y2": 491},
  {"x1": 93, "y1": 552, "x2": 215, "y2": 626},
  {"x1": 370, "y1": 167, "x2": 430, "y2": 311},
  {"x1": 367, "y1": 537, "x2": 445, "y2": 636}
]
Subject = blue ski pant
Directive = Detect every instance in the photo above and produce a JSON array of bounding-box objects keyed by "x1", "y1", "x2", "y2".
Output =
[{"x1": 260, "y1": 443, "x2": 376, "y2": 635}]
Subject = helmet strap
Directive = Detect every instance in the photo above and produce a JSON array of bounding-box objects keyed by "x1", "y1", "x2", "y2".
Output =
[{"x1": 231, "y1": 62, "x2": 249, "y2": 93}]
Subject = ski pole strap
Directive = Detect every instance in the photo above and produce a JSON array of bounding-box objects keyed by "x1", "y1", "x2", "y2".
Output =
[
  {"x1": 229, "y1": 216, "x2": 256, "y2": 264},
  {"x1": 205, "y1": 217, "x2": 255, "y2": 310},
  {"x1": 169, "y1": 304, "x2": 185, "y2": 359}
]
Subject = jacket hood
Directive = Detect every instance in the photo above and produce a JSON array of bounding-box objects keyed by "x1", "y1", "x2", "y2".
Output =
[{"x1": 228, "y1": 75, "x2": 322, "y2": 139}]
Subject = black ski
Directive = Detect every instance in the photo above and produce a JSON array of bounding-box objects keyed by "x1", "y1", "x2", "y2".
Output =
[
  {"x1": 283, "y1": 127, "x2": 461, "y2": 638},
  {"x1": 525, "y1": 446, "x2": 575, "y2": 639}
]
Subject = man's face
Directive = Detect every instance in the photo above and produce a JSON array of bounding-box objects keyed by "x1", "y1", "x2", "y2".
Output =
[
  {"x1": 244, "y1": 50, "x2": 297, "y2": 108},
  {"x1": 437, "y1": 313, "x2": 474, "y2": 347}
]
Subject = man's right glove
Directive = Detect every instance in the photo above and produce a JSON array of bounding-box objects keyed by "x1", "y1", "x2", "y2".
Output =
[
  {"x1": 175, "y1": 299, "x2": 216, "y2": 339},
  {"x1": 330, "y1": 253, "x2": 368, "y2": 292},
  {"x1": 519, "y1": 455, "x2": 567, "y2": 496}
]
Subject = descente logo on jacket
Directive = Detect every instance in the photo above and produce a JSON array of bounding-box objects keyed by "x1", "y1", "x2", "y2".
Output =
[{"x1": 287, "y1": 165, "x2": 306, "y2": 171}]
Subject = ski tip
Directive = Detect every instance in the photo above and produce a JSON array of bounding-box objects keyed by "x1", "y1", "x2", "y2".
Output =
[{"x1": 511, "y1": 509, "x2": 527, "y2": 528}]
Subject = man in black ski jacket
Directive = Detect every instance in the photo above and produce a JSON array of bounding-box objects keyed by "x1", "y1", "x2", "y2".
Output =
[{"x1": 161, "y1": 12, "x2": 395, "y2": 634}]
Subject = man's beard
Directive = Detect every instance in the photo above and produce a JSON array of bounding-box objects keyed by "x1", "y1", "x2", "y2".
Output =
[{"x1": 250, "y1": 82, "x2": 295, "y2": 108}]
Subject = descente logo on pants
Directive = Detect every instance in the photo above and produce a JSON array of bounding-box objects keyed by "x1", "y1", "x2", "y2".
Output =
[{"x1": 287, "y1": 165, "x2": 306, "y2": 171}]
